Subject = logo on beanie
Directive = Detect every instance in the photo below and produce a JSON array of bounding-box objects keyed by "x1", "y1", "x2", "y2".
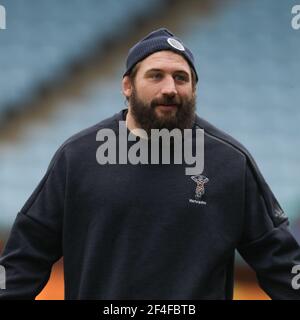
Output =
[{"x1": 167, "y1": 37, "x2": 185, "y2": 51}]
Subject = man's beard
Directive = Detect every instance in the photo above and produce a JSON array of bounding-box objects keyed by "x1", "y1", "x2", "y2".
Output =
[{"x1": 129, "y1": 87, "x2": 196, "y2": 136}]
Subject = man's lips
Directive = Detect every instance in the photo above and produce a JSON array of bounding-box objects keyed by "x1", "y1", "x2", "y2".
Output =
[{"x1": 156, "y1": 104, "x2": 178, "y2": 109}]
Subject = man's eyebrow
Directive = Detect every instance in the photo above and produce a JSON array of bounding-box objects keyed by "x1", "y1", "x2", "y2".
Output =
[
  {"x1": 144, "y1": 68, "x2": 163, "y2": 74},
  {"x1": 144, "y1": 68, "x2": 190, "y2": 75}
]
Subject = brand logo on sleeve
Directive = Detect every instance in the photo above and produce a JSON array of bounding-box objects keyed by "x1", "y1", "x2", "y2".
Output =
[
  {"x1": 189, "y1": 174, "x2": 209, "y2": 205},
  {"x1": 273, "y1": 203, "x2": 288, "y2": 223}
]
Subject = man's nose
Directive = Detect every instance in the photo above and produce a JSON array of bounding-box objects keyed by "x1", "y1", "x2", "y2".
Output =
[{"x1": 160, "y1": 76, "x2": 177, "y2": 96}]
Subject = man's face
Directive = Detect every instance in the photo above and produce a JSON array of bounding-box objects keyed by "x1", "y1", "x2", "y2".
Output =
[{"x1": 123, "y1": 50, "x2": 196, "y2": 134}]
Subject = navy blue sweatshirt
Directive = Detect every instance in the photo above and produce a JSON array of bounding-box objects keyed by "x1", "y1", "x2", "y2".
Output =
[{"x1": 1, "y1": 109, "x2": 300, "y2": 299}]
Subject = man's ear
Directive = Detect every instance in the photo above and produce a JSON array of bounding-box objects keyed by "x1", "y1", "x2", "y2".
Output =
[
  {"x1": 192, "y1": 86, "x2": 197, "y2": 97},
  {"x1": 122, "y1": 76, "x2": 132, "y2": 99}
]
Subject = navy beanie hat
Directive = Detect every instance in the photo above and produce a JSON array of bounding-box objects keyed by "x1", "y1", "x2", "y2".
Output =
[{"x1": 123, "y1": 28, "x2": 198, "y2": 82}]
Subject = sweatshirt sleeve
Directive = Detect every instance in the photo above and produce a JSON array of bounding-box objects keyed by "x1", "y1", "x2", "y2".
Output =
[
  {"x1": 237, "y1": 161, "x2": 300, "y2": 299},
  {"x1": 0, "y1": 146, "x2": 66, "y2": 299}
]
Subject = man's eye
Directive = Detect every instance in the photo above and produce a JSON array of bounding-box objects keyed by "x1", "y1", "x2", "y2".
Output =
[
  {"x1": 150, "y1": 73, "x2": 162, "y2": 79},
  {"x1": 174, "y1": 74, "x2": 188, "y2": 82}
]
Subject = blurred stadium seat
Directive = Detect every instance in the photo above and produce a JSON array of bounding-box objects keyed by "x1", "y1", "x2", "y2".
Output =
[{"x1": 0, "y1": 0, "x2": 165, "y2": 121}]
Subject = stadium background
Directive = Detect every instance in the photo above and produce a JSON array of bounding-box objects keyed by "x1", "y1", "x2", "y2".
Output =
[{"x1": 0, "y1": 0, "x2": 299, "y2": 300}]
